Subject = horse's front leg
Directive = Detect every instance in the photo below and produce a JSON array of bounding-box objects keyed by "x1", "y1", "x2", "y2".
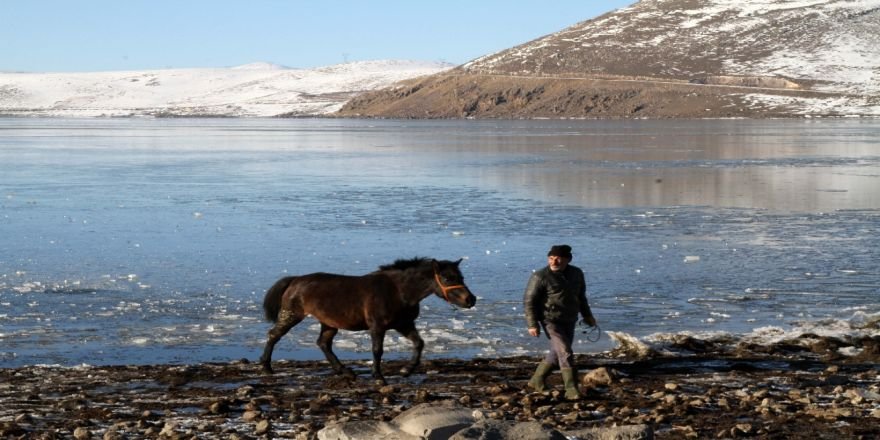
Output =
[
  {"x1": 370, "y1": 327, "x2": 388, "y2": 385},
  {"x1": 317, "y1": 324, "x2": 354, "y2": 378},
  {"x1": 396, "y1": 323, "x2": 424, "y2": 377}
]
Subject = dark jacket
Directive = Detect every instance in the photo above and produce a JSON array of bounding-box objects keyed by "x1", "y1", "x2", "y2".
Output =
[{"x1": 523, "y1": 264, "x2": 592, "y2": 328}]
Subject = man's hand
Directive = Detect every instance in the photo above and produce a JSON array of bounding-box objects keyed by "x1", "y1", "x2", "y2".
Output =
[
  {"x1": 528, "y1": 327, "x2": 540, "y2": 337},
  {"x1": 582, "y1": 315, "x2": 597, "y2": 327}
]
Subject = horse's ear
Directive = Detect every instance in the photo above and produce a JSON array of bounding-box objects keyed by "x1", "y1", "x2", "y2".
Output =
[
  {"x1": 454, "y1": 258, "x2": 463, "y2": 267},
  {"x1": 431, "y1": 259, "x2": 440, "y2": 271}
]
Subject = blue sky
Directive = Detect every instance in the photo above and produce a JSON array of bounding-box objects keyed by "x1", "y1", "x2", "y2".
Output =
[{"x1": 1, "y1": 1, "x2": 632, "y2": 72}]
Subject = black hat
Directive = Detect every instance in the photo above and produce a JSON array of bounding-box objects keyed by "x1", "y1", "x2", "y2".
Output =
[{"x1": 547, "y1": 245, "x2": 572, "y2": 259}]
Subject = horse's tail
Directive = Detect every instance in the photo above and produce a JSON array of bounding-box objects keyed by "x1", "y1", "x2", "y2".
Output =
[{"x1": 263, "y1": 276, "x2": 295, "y2": 322}]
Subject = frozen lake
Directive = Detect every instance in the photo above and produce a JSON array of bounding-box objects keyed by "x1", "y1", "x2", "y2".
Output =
[{"x1": 1, "y1": 117, "x2": 878, "y2": 367}]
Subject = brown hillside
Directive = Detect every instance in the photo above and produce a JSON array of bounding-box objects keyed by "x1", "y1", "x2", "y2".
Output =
[
  {"x1": 337, "y1": 72, "x2": 836, "y2": 119},
  {"x1": 336, "y1": 0, "x2": 879, "y2": 119}
]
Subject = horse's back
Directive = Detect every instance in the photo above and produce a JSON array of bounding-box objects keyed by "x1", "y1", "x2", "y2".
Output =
[{"x1": 286, "y1": 272, "x2": 400, "y2": 330}]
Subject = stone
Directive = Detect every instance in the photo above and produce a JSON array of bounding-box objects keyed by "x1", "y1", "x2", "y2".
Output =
[
  {"x1": 73, "y1": 427, "x2": 91, "y2": 440},
  {"x1": 242, "y1": 410, "x2": 261, "y2": 422},
  {"x1": 451, "y1": 420, "x2": 567, "y2": 440},
  {"x1": 209, "y1": 400, "x2": 230, "y2": 414},
  {"x1": 564, "y1": 424, "x2": 654, "y2": 440},
  {"x1": 318, "y1": 420, "x2": 417, "y2": 440},
  {"x1": 379, "y1": 385, "x2": 397, "y2": 395},
  {"x1": 581, "y1": 367, "x2": 617, "y2": 388},
  {"x1": 393, "y1": 403, "x2": 475, "y2": 440},
  {"x1": 159, "y1": 421, "x2": 177, "y2": 437},
  {"x1": 733, "y1": 423, "x2": 753, "y2": 435},
  {"x1": 236, "y1": 385, "x2": 255, "y2": 398},
  {"x1": 535, "y1": 405, "x2": 553, "y2": 417},
  {"x1": 255, "y1": 419, "x2": 271, "y2": 436}
]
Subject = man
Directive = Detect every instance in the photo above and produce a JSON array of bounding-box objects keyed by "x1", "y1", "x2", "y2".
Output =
[{"x1": 523, "y1": 244, "x2": 596, "y2": 400}]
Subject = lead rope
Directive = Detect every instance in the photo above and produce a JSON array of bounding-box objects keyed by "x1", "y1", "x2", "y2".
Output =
[{"x1": 582, "y1": 323, "x2": 602, "y2": 342}]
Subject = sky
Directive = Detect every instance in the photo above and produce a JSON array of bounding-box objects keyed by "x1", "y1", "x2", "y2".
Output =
[{"x1": 1, "y1": 1, "x2": 633, "y2": 73}]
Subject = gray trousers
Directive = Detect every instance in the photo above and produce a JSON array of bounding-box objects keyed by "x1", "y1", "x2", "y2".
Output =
[{"x1": 542, "y1": 320, "x2": 576, "y2": 369}]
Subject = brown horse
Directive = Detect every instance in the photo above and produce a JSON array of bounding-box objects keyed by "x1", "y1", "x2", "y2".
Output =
[{"x1": 259, "y1": 257, "x2": 476, "y2": 384}]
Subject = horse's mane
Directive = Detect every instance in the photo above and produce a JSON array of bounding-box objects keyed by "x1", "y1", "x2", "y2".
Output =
[{"x1": 378, "y1": 257, "x2": 431, "y2": 271}]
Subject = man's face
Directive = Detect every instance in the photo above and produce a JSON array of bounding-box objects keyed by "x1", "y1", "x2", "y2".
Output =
[{"x1": 548, "y1": 255, "x2": 570, "y2": 272}]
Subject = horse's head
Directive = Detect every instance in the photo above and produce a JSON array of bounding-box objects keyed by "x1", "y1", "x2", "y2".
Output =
[{"x1": 431, "y1": 258, "x2": 477, "y2": 309}]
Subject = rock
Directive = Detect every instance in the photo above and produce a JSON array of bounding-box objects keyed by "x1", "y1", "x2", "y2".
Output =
[
  {"x1": 581, "y1": 367, "x2": 617, "y2": 388},
  {"x1": 379, "y1": 385, "x2": 397, "y2": 395},
  {"x1": 393, "y1": 403, "x2": 475, "y2": 440},
  {"x1": 486, "y1": 385, "x2": 506, "y2": 395},
  {"x1": 845, "y1": 388, "x2": 880, "y2": 402},
  {"x1": 561, "y1": 410, "x2": 580, "y2": 424},
  {"x1": 452, "y1": 420, "x2": 567, "y2": 440},
  {"x1": 73, "y1": 427, "x2": 91, "y2": 440},
  {"x1": 733, "y1": 423, "x2": 753, "y2": 435},
  {"x1": 159, "y1": 421, "x2": 177, "y2": 437},
  {"x1": 236, "y1": 385, "x2": 255, "y2": 398},
  {"x1": 255, "y1": 419, "x2": 271, "y2": 436},
  {"x1": 414, "y1": 389, "x2": 431, "y2": 402},
  {"x1": 209, "y1": 400, "x2": 230, "y2": 414},
  {"x1": 318, "y1": 420, "x2": 417, "y2": 440},
  {"x1": 242, "y1": 410, "x2": 261, "y2": 422},
  {"x1": 244, "y1": 400, "x2": 261, "y2": 411},
  {"x1": 564, "y1": 424, "x2": 654, "y2": 440},
  {"x1": 534, "y1": 405, "x2": 553, "y2": 417}
]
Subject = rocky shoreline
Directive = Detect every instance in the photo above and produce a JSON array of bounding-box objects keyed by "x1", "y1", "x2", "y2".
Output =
[{"x1": 1, "y1": 351, "x2": 879, "y2": 439}]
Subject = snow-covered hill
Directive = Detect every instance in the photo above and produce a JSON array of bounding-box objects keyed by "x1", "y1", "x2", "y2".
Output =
[
  {"x1": 0, "y1": 60, "x2": 453, "y2": 117},
  {"x1": 459, "y1": 0, "x2": 880, "y2": 116}
]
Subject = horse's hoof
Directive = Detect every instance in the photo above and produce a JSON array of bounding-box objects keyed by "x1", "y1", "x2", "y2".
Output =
[
  {"x1": 261, "y1": 365, "x2": 274, "y2": 375},
  {"x1": 341, "y1": 368, "x2": 356, "y2": 379},
  {"x1": 374, "y1": 378, "x2": 387, "y2": 386}
]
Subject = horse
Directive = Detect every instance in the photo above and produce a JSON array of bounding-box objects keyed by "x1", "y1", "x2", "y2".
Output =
[{"x1": 259, "y1": 257, "x2": 476, "y2": 384}]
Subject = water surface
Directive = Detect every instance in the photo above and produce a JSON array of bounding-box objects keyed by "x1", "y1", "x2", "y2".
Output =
[{"x1": 1, "y1": 118, "x2": 878, "y2": 367}]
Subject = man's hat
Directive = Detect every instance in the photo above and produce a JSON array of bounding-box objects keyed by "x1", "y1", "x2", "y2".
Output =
[{"x1": 547, "y1": 244, "x2": 572, "y2": 259}]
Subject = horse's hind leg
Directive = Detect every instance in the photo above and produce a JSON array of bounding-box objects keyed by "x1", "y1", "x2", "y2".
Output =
[
  {"x1": 317, "y1": 324, "x2": 355, "y2": 378},
  {"x1": 395, "y1": 323, "x2": 424, "y2": 377},
  {"x1": 260, "y1": 309, "x2": 303, "y2": 374}
]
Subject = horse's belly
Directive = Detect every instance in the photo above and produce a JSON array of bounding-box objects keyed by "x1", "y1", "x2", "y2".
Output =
[{"x1": 307, "y1": 313, "x2": 369, "y2": 332}]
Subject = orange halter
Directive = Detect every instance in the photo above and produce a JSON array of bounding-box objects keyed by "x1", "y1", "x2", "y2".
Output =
[{"x1": 433, "y1": 271, "x2": 466, "y2": 302}]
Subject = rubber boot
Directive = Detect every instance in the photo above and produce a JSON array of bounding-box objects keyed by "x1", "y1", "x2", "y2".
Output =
[
  {"x1": 561, "y1": 368, "x2": 582, "y2": 400},
  {"x1": 527, "y1": 361, "x2": 554, "y2": 392}
]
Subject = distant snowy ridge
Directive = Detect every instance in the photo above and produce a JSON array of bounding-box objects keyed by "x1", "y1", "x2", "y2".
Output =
[
  {"x1": 230, "y1": 62, "x2": 290, "y2": 70},
  {"x1": 0, "y1": 60, "x2": 453, "y2": 117}
]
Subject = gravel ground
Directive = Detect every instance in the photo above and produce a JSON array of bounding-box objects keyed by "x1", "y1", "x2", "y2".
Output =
[{"x1": 1, "y1": 352, "x2": 879, "y2": 439}]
